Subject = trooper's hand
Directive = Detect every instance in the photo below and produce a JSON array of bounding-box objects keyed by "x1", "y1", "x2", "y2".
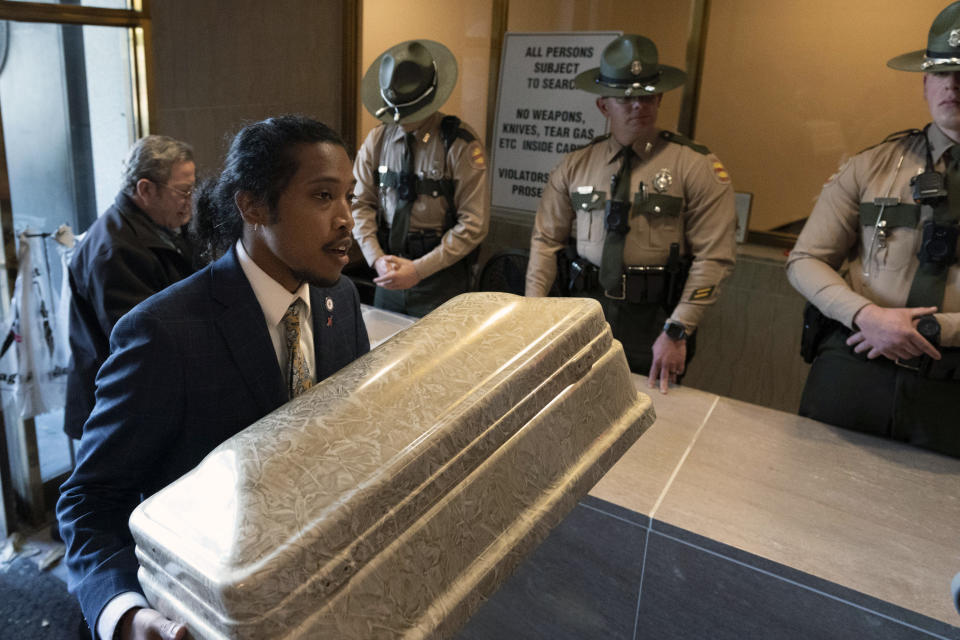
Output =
[
  {"x1": 373, "y1": 256, "x2": 421, "y2": 290},
  {"x1": 847, "y1": 304, "x2": 941, "y2": 361},
  {"x1": 119, "y1": 607, "x2": 187, "y2": 640},
  {"x1": 648, "y1": 332, "x2": 686, "y2": 394},
  {"x1": 374, "y1": 255, "x2": 398, "y2": 278}
]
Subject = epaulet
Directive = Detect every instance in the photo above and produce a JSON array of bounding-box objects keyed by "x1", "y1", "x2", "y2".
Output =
[
  {"x1": 883, "y1": 128, "x2": 923, "y2": 143},
  {"x1": 660, "y1": 130, "x2": 710, "y2": 155},
  {"x1": 587, "y1": 133, "x2": 611, "y2": 147},
  {"x1": 440, "y1": 115, "x2": 475, "y2": 150},
  {"x1": 856, "y1": 128, "x2": 922, "y2": 154}
]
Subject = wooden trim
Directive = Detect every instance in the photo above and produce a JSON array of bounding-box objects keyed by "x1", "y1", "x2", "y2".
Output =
[
  {"x1": 342, "y1": 0, "x2": 361, "y2": 152},
  {"x1": 746, "y1": 229, "x2": 798, "y2": 249},
  {"x1": 137, "y1": 0, "x2": 155, "y2": 134},
  {"x1": 677, "y1": 0, "x2": 709, "y2": 138},
  {"x1": 134, "y1": 24, "x2": 155, "y2": 134},
  {"x1": 485, "y1": 0, "x2": 509, "y2": 154},
  {"x1": 0, "y1": 0, "x2": 148, "y2": 27}
]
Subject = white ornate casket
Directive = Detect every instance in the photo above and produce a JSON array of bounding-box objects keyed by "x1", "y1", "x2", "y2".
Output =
[{"x1": 130, "y1": 292, "x2": 655, "y2": 639}]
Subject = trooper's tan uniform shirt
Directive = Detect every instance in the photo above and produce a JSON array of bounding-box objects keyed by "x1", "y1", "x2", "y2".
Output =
[
  {"x1": 526, "y1": 132, "x2": 737, "y2": 330},
  {"x1": 787, "y1": 123, "x2": 960, "y2": 347},
  {"x1": 352, "y1": 111, "x2": 489, "y2": 279}
]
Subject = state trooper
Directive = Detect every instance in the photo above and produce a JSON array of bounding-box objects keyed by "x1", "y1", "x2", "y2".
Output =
[
  {"x1": 352, "y1": 39, "x2": 489, "y2": 317},
  {"x1": 787, "y1": 2, "x2": 960, "y2": 457},
  {"x1": 525, "y1": 34, "x2": 737, "y2": 392}
]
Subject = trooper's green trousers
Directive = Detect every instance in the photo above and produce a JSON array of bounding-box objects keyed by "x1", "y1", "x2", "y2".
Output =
[
  {"x1": 800, "y1": 330, "x2": 960, "y2": 458},
  {"x1": 374, "y1": 260, "x2": 469, "y2": 318}
]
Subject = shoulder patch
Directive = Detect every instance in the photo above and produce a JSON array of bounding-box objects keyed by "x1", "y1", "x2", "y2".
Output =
[
  {"x1": 660, "y1": 130, "x2": 711, "y2": 155},
  {"x1": 690, "y1": 285, "x2": 716, "y2": 301},
  {"x1": 467, "y1": 140, "x2": 486, "y2": 170},
  {"x1": 711, "y1": 159, "x2": 731, "y2": 184}
]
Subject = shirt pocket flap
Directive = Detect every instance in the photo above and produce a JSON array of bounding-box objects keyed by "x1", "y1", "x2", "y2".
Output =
[
  {"x1": 857, "y1": 202, "x2": 920, "y2": 229},
  {"x1": 571, "y1": 189, "x2": 606, "y2": 211},
  {"x1": 634, "y1": 193, "x2": 683, "y2": 216}
]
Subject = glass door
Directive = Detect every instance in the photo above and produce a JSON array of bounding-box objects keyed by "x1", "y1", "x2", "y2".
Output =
[{"x1": 0, "y1": 0, "x2": 152, "y2": 531}]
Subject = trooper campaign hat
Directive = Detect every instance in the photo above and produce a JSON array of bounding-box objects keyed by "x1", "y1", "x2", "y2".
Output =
[
  {"x1": 574, "y1": 34, "x2": 686, "y2": 97},
  {"x1": 361, "y1": 39, "x2": 458, "y2": 124},
  {"x1": 888, "y1": 1, "x2": 960, "y2": 72}
]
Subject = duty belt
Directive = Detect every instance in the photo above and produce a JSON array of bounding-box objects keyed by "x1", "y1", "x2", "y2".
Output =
[
  {"x1": 604, "y1": 265, "x2": 667, "y2": 302},
  {"x1": 567, "y1": 259, "x2": 669, "y2": 304},
  {"x1": 401, "y1": 229, "x2": 441, "y2": 260},
  {"x1": 825, "y1": 324, "x2": 960, "y2": 380},
  {"x1": 895, "y1": 348, "x2": 960, "y2": 379}
]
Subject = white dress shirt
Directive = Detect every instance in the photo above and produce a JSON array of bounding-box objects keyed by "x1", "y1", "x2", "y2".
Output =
[{"x1": 236, "y1": 239, "x2": 316, "y2": 380}]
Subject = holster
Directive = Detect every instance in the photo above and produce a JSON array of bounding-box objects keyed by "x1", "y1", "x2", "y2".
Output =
[
  {"x1": 800, "y1": 302, "x2": 844, "y2": 364},
  {"x1": 566, "y1": 256, "x2": 599, "y2": 294}
]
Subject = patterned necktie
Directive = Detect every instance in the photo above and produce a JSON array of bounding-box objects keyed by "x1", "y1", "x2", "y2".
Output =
[
  {"x1": 282, "y1": 298, "x2": 313, "y2": 399},
  {"x1": 389, "y1": 132, "x2": 417, "y2": 255},
  {"x1": 599, "y1": 145, "x2": 635, "y2": 293}
]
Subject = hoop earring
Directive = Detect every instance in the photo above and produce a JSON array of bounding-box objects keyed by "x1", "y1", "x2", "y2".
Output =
[{"x1": 254, "y1": 223, "x2": 260, "y2": 232}]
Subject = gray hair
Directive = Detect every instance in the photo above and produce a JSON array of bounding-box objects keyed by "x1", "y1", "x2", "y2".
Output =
[{"x1": 121, "y1": 135, "x2": 194, "y2": 195}]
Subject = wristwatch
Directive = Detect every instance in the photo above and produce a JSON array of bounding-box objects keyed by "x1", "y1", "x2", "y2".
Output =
[
  {"x1": 916, "y1": 314, "x2": 941, "y2": 348},
  {"x1": 663, "y1": 320, "x2": 688, "y2": 341}
]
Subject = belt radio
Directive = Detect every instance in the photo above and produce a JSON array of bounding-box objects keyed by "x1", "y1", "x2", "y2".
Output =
[{"x1": 910, "y1": 170, "x2": 948, "y2": 204}]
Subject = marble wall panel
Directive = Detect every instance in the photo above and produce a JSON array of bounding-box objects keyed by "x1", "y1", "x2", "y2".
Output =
[
  {"x1": 458, "y1": 498, "x2": 647, "y2": 640},
  {"x1": 653, "y1": 396, "x2": 960, "y2": 626},
  {"x1": 683, "y1": 250, "x2": 810, "y2": 413},
  {"x1": 637, "y1": 523, "x2": 959, "y2": 640}
]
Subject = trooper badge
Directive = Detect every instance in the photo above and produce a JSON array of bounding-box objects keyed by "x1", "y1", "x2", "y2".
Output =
[
  {"x1": 653, "y1": 169, "x2": 673, "y2": 193},
  {"x1": 950, "y1": 29, "x2": 960, "y2": 48}
]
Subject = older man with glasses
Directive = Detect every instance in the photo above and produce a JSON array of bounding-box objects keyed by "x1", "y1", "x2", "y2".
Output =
[
  {"x1": 64, "y1": 134, "x2": 197, "y2": 440},
  {"x1": 525, "y1": 34, "x2": 737, "y2": 393}
]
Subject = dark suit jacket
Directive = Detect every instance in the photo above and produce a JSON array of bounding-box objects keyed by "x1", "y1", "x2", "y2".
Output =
[
  {"x1": 65, "y1": 191, "x2": 196, "y2": 438},
  {"x1": 56, "y1": 247, "x2": 370, "y2": 631}
]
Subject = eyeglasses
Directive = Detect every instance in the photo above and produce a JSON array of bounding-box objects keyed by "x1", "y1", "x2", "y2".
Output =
[
  {"x1": 153, "y1": 181, "x2": 195, "y2": 200},
  {"x1": 611, "y1": 95, "x2": 659, "y2": 105}
]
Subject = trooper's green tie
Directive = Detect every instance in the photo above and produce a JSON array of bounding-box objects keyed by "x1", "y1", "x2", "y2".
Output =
[
  {"x1": 905, "y1": 144, "x2": 960, "y2": 308},
  {"x1": 599, "y1": 145, "x2": 634, "y2": 293},
  {"x1": 282, "y1": 298, "x2": 313, "y2": 399},
  {"x1": 389, "y1": 132, "x2": 417, "y2": 255}
]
